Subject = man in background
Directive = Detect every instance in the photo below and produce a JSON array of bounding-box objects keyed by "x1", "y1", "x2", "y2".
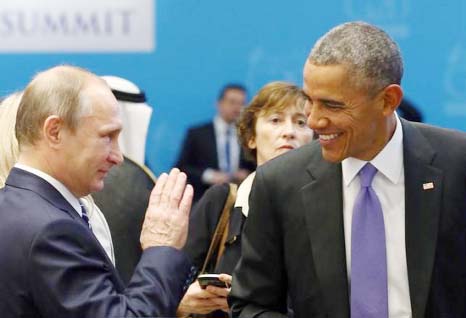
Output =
[
  {"x1": 176, "y1": 83, "x2": 254, "y2": 201},
  {"x1": 101, "y1": 75, "x2": 152, "y2": 165},
  {"x1": 0, "y1": 65, "x2": 196, "y2": 318}
]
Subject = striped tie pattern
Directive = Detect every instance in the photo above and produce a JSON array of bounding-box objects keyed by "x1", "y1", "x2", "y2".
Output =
[{"x1": 80, "y1": 203, "x2": 92, "y2": 230}]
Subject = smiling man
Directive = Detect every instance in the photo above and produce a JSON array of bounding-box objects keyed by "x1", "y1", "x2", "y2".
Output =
[
  {"x1": 229, "y1": 22, "x2": 466, "y2": 318},
  {"x1": 0, "y1": 65, "x2": 195, "y2": 318}
]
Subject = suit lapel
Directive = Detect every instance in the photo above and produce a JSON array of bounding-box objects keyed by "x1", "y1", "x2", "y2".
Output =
[
  {"x1": 402, "y1": 120, "x2": 442, "y2": 318},
  {"x1": 207, "y1": 123, "x2": 219, "y2": 168},
  {"x1": 6, "y1": 168, "x2": 123, "y2": 286},
  {"x1": 301, "y1": 152, "x2": 350, "y2": 317},
  {"x1": 6, "y1": 168, "x2": 83, "y2": 222}
]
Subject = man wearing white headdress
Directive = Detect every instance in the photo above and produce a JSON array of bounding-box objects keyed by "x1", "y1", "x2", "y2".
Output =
[{"x1": 102, "y1": 76, "x2": 152, "y2": 165}]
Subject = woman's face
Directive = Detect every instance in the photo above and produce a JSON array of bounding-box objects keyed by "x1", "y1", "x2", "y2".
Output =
[{"x1": 248, "y1": 104, "x2": 314, "y2": 166}]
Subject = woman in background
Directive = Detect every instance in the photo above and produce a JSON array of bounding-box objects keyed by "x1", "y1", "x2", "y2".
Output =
[
  {"x1": 178, "y1": 82, "x2": 314, "y2": 317},
  {"x1": 0, "y1": 93, "x2": 21, "y2": 187}
]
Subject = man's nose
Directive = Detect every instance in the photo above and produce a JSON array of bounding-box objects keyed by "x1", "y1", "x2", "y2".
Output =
[
  {"x1": 109, "y1": 141, "x2": 124, "y2": 165},
  {"x1": 307, "y1": 104, "x2": 328, "y2": 130}
]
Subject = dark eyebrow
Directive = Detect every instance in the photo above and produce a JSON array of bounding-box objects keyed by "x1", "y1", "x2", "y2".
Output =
[
  {"x1": 320, "y1": 98, "x2": 345, "y2": 106},
  {"x1": 319, "y1": 99, "x2": 346, "y2": 108}
]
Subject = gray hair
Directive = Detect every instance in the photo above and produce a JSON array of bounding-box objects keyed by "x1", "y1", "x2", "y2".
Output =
[{"x1": 308, "y1": 21, "x2": 403, "y2": 94}]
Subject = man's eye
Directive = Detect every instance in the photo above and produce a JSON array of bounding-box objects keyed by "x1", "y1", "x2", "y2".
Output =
[{"x1": 324, "y1": 101, "x2": 344, "y2": 109}]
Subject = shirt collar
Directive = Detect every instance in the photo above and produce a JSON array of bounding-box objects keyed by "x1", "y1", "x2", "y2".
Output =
[
  {"x1": 14, "y1": 163, "x2": 83, "y2": 216},
  {"x1": 234, "y1": 171, "x2": 256, "y2": 217},
  {"x1": 214, "y1": 115, "x2": 235, "y2": 133},
  {"x1": 342, "y1": 114, "x2": 404, "y2": 187}
]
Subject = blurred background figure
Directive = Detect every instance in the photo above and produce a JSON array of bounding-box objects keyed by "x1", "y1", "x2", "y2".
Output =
[
  {"x1": 101, "y1": 75, "x2": 153, "y2": 165},
  {"x1": 0, "y1": 93, "x2": 21, "y2": 188},
  {"x1": 95, "y1": 76, "x2": 160, "y2": 284},
  {"x1": 92, "y1": 154, "x2": 156, "y2": 285},
  {"x1": 397, "y1": 97, "x2": 424, "y2": 122},
  {"x1": 178, "y1": 82, "x2": 314, "y2": 317},
  {"x1": 175, "y1": 83, "x2": 255, "y2": 202}
]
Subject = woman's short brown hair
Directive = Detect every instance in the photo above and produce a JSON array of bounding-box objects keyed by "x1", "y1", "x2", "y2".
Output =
[{"x1": 236, "y1": 81, "x2": 307, "y2": 163}]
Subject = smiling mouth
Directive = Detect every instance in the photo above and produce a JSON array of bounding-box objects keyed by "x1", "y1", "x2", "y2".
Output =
[{"x1": 319, "y1": 133, "x2": 341, "y2": 141}]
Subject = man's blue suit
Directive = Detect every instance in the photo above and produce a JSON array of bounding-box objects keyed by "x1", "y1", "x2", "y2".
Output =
[{"x1": 0, "y1": 168, "x2": 195, "y2": 318}]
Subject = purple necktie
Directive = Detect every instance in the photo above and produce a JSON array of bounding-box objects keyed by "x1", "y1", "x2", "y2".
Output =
[{"x1": 351, "y1": 163, "x2": 388, "y2": 318}]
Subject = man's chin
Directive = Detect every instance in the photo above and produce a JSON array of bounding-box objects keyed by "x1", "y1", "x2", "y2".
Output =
[
  {"x1": 90, "y1": 181, "x2": 105, "y2": 193},
  {"x1": 321, "y1": 149, "x2": 345, "y2": 163}
]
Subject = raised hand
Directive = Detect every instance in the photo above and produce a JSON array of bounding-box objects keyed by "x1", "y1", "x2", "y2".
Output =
[{"x1": 140, "y1": 168, "x2": 194, "y2": 250}]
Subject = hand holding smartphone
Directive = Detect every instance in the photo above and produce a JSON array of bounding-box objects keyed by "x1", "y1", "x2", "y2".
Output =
[{"x1": 197, "y1": 274, "x2": 229, "y2": 289}]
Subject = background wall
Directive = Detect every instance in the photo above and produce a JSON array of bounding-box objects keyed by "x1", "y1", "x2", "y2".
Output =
[{"x1": 1, "y1": 0, "x2": 465, "y2": 174}]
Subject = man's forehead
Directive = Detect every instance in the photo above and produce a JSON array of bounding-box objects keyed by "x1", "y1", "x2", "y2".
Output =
[
  {"x1": 82, "y1": 83, "x2": 120, "y2": 110},
  {"x1": 304, "y1": 63, "x2": 351, "y2": 84}
]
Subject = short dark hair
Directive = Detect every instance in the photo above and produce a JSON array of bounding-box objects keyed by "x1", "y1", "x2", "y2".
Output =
[
  {"x1": 309, "y1": 21, "x2": 403, "y2": 95},
  {"x1": 217, "y1": 83, "x2": 247, "y2": 101}
]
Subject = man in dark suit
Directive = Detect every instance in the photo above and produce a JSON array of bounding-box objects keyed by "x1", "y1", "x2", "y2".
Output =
[
  {"x1": 0, "y1": 65, "x2": 196, "y2": 318},
  {"x1": 229, "y1": 22, "x2": 466, "y2": 317},
  {"x1": 176, "y1": 84, "x2": 254, "y2": 201}
]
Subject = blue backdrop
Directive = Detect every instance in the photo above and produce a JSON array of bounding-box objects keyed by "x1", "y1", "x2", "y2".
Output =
[{"x1": 1, "y1": 0, "x2": 465, "y2": 174}]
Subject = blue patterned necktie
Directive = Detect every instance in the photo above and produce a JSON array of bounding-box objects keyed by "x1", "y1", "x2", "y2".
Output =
[
  {"x1": 351, "y1": 163, "x2": 388, "y2": 318},
  {"x1": 80, "y1": 203, "x2": 92, "y2": 230}
]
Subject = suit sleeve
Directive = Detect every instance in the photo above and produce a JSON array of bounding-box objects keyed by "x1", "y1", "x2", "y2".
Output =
[
  {"x1": 28, "y1": 219, "x2": 194, "y2": 318},
  {"x1": 229, "y1": 169, "x2": 288, "y2": 318}
]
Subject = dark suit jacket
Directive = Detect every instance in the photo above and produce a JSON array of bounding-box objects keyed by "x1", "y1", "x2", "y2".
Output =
[
  {"x1": 175, "y1": 122, "x2": 255, "y2": 201},
  {"x1": 229, "y1": 120, "x2": 466, "y2": 318},
  {"x1": 184, "y1": 183, "x2": 245, "y2": 275},
  {"x1": 0, "y1": 168, "x2": 196, "y2": 318},
  {"x1": 92, "y1": 156, "x2": 155, "y2": 286}
]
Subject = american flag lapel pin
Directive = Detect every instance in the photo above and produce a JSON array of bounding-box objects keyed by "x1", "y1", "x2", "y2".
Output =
[{"x1": 423, "y1": 182, "x2": 434, "y2": 190}]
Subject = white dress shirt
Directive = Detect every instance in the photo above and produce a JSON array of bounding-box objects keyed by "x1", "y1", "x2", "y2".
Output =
[
  {"x1": 118, "y1": 100, "x2": 152, "y2": 166},
  {"x1": 202, "y1": 116, "x2": 241, "y2": 184},
  {"x1": 14, "y1": 163, "x2": 115, "y2": 265},
  {"x1": 234, "y1": 171, "x2": 256, "y2": 217},
  {"x1": 213, "y1": 116, "x2": 240, "y2": 173},
  {"x1": 341, "y1": 115, "x2": 412, "y2": 318}
]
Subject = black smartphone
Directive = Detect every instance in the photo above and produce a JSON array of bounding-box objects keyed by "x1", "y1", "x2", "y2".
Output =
[{"x1": 197, "y1": 274, "x2": 229, "y2": 289}]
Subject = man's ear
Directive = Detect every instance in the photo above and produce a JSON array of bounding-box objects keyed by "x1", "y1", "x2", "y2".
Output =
[
  {"x1": 382, "y1": 84, "x2": 403, "y2": 116},
  {"x1": 42, "y1": 115, "x2": 63, "y2": 148}
]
